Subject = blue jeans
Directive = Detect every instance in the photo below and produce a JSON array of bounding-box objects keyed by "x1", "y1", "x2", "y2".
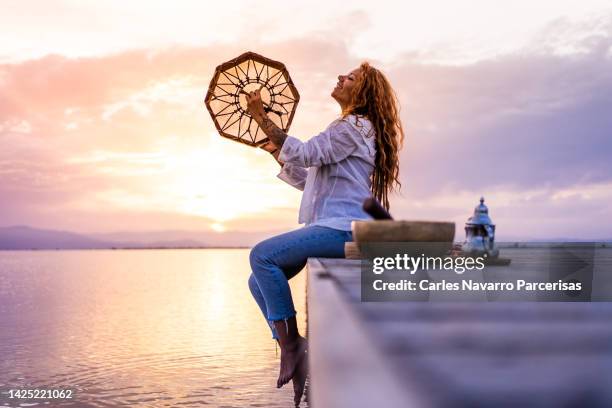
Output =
[{"x1": 248, "y1": 225, "x2": 352, "y2": 339}]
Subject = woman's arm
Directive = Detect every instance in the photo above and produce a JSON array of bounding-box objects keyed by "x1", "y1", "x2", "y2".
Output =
[
  {"x1": 246, "y1": 90, "x2": 288, "y2": 150},
  {"x1": 260, "y1": 141, "x2": 307, "y2": 190},
  {"x1": 277, "y1": 163, "x2": 308, "y2": 191},
  {"x1": 260, "y1": 141, "x2": 284, "y2": 167},
  {"x1": 278, "y1": 120, "x2": 358, "y2": 167},
  {"x1": 246, "y1": 89, "x2": 359, "y2": 167}
]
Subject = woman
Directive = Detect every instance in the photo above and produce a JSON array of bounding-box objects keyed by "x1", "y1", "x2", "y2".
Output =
[{"x1": 245, "y1": 62, "x2": 404, "y2": 403}]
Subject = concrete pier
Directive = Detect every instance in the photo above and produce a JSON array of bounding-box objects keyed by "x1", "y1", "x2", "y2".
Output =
[{"x1": 307, "y1": 257, "x2": 612, "y2": 408}]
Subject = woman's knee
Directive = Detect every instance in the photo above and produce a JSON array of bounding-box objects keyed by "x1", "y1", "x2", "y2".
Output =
[
  {"x1": 247, "y1": 273, "x2": 259, "y2": 294},
  {"x1": 249, "y1": 240, "x2": 271, "y2": 269}
]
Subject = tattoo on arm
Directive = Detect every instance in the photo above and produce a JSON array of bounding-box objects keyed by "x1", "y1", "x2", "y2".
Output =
[{"x1": 258, "y1": 115, "x2": 287, "y2": 148}]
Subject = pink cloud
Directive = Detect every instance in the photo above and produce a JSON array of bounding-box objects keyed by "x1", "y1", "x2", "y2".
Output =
[{"x1": 1, "y1": 24, "x2": 611, "y2": 240}]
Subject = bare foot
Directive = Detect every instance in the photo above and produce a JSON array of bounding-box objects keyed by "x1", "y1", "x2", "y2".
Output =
[
  {"x1": 292, "y1": 338, "x2": 308, "y2": 406},
  {"x1": 277, "y1": 335, "x2": 308, "y2": 389}
]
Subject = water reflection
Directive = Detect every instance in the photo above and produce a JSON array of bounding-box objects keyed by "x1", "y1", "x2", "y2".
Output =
[{"x1": 0, "y1": 249, "x2": 308, "y2": 407}]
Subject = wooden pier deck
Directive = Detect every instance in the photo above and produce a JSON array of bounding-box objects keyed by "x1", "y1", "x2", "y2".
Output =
[{"x1": 306, "y1": 257, "x2": 612, "y2": 408}]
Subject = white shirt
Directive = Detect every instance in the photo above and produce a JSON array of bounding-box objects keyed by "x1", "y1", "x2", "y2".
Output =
[{"x1": 277, "y1": 114, "x2": 377, "y2": 231}]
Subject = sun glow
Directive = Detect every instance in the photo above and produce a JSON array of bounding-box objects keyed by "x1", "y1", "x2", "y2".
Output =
[
  {"x1": 166, "y1": 134, "x2": 293, "y2": 222},
  {"x1": 66, "y1": 131, "x2": 298, "y2": 225},
  {"x1": 210, "y1": 223, "x2": 226, "y2": 232}
]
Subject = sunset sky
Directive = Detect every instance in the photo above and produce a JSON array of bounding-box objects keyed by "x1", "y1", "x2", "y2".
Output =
[{"x1": 1, "y1": 0, "x2": 611, "y2": 242}]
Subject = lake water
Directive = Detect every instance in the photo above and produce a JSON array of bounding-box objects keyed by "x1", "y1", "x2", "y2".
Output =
[{"x1": 0, "y1": 249, "x2": 309, "y2": 407}]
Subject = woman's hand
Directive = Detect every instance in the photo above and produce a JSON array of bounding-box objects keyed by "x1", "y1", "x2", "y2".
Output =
[
  {"x1": 245, "y1": 89, "x2": 267, "y2": 121},
  {"x1": 259, "y1": 141, "x2": 278, "y2": 154},
  {"x1": 244, "y1": 86, "x2": 289, "y2": 149}
]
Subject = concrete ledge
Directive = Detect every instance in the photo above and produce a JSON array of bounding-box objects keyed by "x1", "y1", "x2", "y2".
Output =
[{"x1": 307, "y1": 258, "x2": 430, "y2": 408}]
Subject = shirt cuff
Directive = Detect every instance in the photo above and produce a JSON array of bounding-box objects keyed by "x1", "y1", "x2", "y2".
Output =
[
  {"x1": 276, "y1": 165, "x2": 292, "y2": 184},
  {"x1": 276, "y1": 162, "x2": 306, "y2": 190},
  {"x1": 278, "y1": 135, "x2": 303, "y2": 166}
]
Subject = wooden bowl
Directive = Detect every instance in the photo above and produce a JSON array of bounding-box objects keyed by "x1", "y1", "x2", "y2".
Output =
[
  {"x1": 351, "y1": 220, "x2": 455, "y2": 243},
  {"x1": 350, "y1": 220, "x2": 455, "y2": 258}
]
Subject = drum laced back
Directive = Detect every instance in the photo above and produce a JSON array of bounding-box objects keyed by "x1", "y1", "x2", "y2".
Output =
[{"x1": 205, "y1": 52, "x2": 300, "y2": 147}]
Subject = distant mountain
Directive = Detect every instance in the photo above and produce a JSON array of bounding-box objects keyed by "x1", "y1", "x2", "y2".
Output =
[
  {"x1": 90, "y1": 230, "x2": 213, "y2": 244},
  {"x1": 7, "y1": 225, "x2": 605, "y2": 251},
  {"x1": 495, "y1": 236, "x2": 612, "y2": 243},
  {"x1": 0, "y1": 225, "x2": 284, "y2": 249},
  {"x1": 0, "y1": 225, "x2": 114, "y2": 249},
  {"x1": 0, "y1": 226, "x2": 213, "y2": 250},
  {"x1": 89, "y1": 229, "x2": 282, "y2": 247}
]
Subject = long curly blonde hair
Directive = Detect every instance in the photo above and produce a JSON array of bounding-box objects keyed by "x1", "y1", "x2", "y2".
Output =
[{"x1": 342, "y1": 62, "x2": 404, "y2": 211}]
